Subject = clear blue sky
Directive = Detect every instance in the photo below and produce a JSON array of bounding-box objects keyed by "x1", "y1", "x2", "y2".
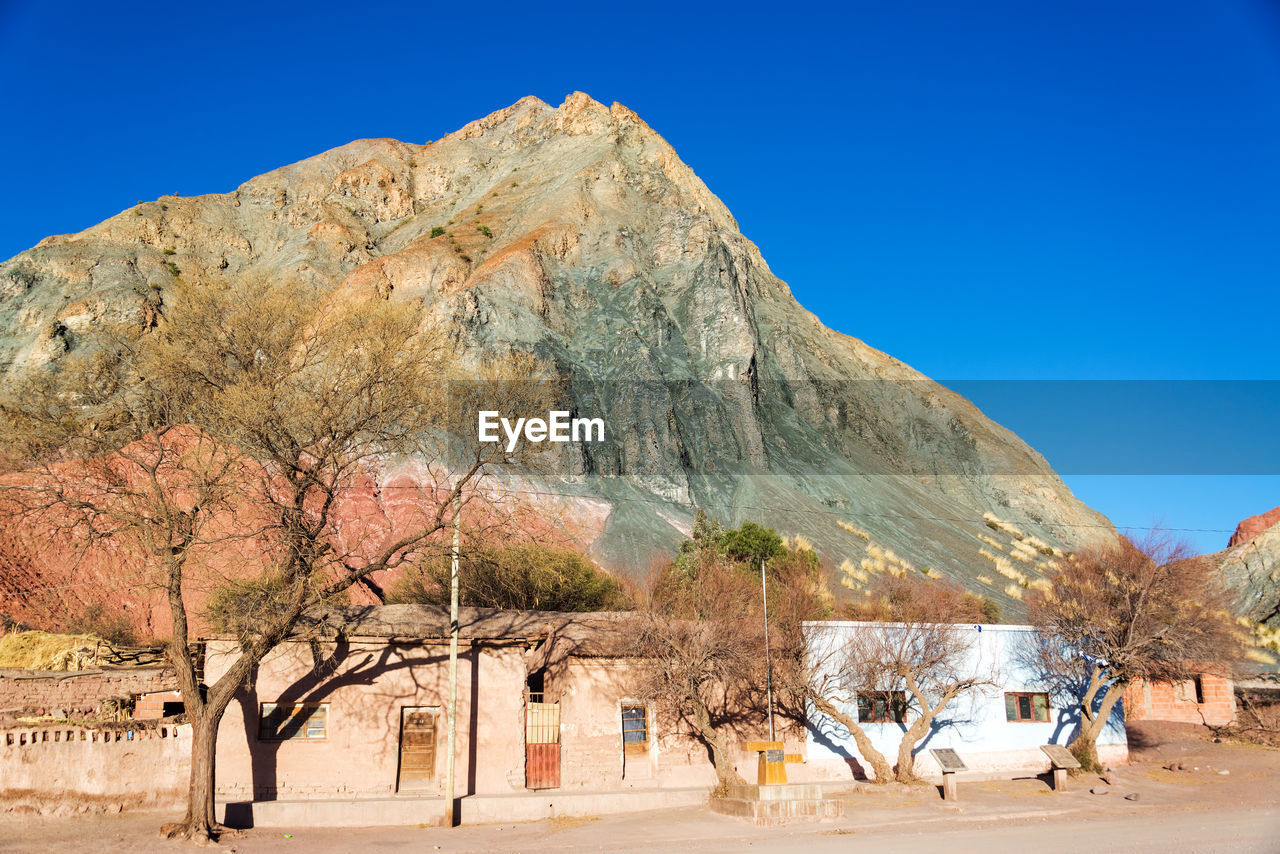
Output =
[{"x1": 2, "y1": 1, "x2": 1277, "y2": 553}]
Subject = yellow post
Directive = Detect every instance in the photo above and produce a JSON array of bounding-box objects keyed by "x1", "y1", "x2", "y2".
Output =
[{"x1": 744, "y1": 741, "x2": 788, "y2": 785}]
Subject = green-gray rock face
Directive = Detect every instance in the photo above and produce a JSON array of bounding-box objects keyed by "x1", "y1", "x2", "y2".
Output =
[
  {"x1": 0, "y1": 93, "x2": 1116, "y2": 613},
  {"x1": 1216, "y1": 529, "x2": 1280, "y2": 629}
]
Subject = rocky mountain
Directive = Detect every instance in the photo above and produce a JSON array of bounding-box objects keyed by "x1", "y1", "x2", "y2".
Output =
[
  {"x1": 1213, "y1": 512, "x2": 1280, "y2": 629},
  {"x1": 0, "y1": 93, "x2": 1116, "y2": 618}
]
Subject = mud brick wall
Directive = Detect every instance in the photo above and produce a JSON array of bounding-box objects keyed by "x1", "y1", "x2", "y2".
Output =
[
  {"x1": 1126, "y1": 675, "x2": 1236, "y2": 726},
  {"x1": 0, "y1": 668, "x2": 177, "y2": 718},
  {"x1": 1, "y1": 722, "x2": 190, "y2": 807}
]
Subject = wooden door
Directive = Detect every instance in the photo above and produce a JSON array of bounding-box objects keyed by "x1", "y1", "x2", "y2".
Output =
[
  {"x1": 525, "y1": 693, "x2": 560, "y2": 789},
  {"x1": 397, "y1": 707, "x2": 439, "y2": 792}
]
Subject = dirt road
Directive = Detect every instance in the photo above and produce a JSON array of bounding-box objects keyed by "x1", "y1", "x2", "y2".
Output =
[{"x1": 3, "y1": 726, "x2": 1276, "y2": 854}]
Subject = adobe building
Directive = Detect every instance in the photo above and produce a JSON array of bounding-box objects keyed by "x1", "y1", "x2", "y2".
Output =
[
  {"x1": 0, "y1": 665, "x2": 189, "y2": 812},
  {"x1": 3, "y1": 609, "x2": 1143, "y2": 824},
  {"x1": 205, "y1": 605, "x2": 785, "y2": 826}
]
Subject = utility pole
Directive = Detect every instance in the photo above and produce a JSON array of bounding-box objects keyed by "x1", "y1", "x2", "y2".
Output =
[
  {"x1": 444, "y1": 489, "x2": 461, "y2": 827},
  {"x1": 761, "y1": 557, "x2": 775, "y2": 742}
]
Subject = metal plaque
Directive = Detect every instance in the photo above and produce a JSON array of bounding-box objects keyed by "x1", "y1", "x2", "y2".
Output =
[
  {"x1": 1039, "y1": 744, "x2": 1081, "y2": 769},
  {"x1": 929, "y1": 748, "x2": 967, "y2": 772},
  {"x1": 764, "y1": 749, "x2": 785, "y2": 763}
]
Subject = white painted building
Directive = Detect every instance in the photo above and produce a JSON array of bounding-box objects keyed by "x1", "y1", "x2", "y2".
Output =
[{"x1": 803, "y1": 621, "x2": 1128, "y2": 780}]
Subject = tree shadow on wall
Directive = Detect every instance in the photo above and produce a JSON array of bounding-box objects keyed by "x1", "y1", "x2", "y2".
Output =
[
  {"x1": 226, "y1": 636, "x2": 450, "y2": 825},
  {"x1": 1009, "y1": 631, "x2": 1124, "y2": 749}
]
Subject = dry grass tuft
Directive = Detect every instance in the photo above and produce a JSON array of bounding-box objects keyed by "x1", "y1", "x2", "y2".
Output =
[
  {"x1": 837, "y1": 520, "x2": 871, "y2": 540},
  {"x1": 0, "y1": 631, "x2": 116, "y2": 671}
]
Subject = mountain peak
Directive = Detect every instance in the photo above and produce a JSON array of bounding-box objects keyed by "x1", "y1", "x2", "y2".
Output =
[
  {"x1": 553, "y1": 91, "x2": 615, "y2": 135},
  {"x1": 0, "y1": 98, "x2": 1116, "y2": 622}
]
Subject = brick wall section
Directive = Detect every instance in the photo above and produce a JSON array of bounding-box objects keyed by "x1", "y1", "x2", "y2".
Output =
[
  {"x1": 1125, "y1": 675, "x2": 1236, "y2": 726},
  {"x1": 0, "y1": 668, "x2": 177, "y2": 719},
  {"x1": 133, "y1": 690, "x2": 184, "y2": 720}
]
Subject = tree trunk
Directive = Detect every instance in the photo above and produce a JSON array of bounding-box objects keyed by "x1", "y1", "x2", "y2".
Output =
[
  {"x1": 163, "y1": 675, "x2": 247, "y2": 841},
  {"x1": 690, "y1": 698, "x2": 744, "y2": 790},
  {"x1": 810, "y1": 693, "x2": 894, "y2": 783},
  {"x1": 161, "y1": 711, "x2": 222, "y2": 840},
  {"x1": 896, "y1": 679, "x2": 958, "y2": 783},
  {"x1": 895, "y1": 714, "x2": 933, "y2": 782},
  {"x1": 1069, "y1": 680, "x2": 1126, "y2": 774}
]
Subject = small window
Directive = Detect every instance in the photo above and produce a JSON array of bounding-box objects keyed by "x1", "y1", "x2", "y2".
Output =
[
  {"x1": 1005, "y1": 692, "x2": 1050, "y2": 722},
  {"x1": 621, "y1": 705, "x2": 648, "y2": 756},
  {"x1": 1175, "y1": 677, "x2": 1206, "y2": 705},
  {"x1": 857, "y1": 691, "x2": 908, "y2": 723},
  {"x1": 259, "y1": 703, "x2": 327, "y2": 741}
]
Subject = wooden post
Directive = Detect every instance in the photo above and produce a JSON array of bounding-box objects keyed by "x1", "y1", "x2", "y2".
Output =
[
  {"x1": 761, "y1": 558, "x2": 774, "y2": 743},
  {"x1": 942, "y1": 770, "x2": 958, "y2": 801},
  {"x1": 444, "y1": 490, "x2": 460, "y2": 827}
]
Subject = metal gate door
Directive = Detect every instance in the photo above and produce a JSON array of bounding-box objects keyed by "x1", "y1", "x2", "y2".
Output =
[
  {"x1": 525, "y1": 693, "x2": 560, "y2": 789},
  {"x1": 397, "y1": 707, "x2": 439, "y2": 792}
]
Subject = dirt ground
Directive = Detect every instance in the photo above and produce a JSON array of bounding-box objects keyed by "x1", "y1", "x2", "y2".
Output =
[{"x1": 3, "y1": 722, "x2": 1278, "y2": 854}]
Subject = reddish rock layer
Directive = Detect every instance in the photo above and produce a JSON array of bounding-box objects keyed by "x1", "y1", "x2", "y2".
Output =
[{"x1": 1228, "y1": 506, "x2": 1280, "y2": 548}]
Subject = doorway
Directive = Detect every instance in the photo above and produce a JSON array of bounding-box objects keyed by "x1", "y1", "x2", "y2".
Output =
[{"x1": 397, "y1": 706, "x2": 440, "y2": 792}]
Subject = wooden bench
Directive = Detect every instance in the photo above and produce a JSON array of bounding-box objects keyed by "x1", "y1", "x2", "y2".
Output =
[{"x1": 1040, "y1": 744, "x2": 1081, "y2": 791}]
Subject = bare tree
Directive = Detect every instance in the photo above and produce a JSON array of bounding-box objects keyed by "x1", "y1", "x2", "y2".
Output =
[
  {"x1": 1028, "y1": 532, "x2": 1244, "y2": 771},
  {"x1": 803, "y1": 574, "x2": 993, "y2": 782},
  {"x1": 630, "y1": 550, "x2": 766, "y2": 790},
  {"x1": 0, "y1": 277, "x2": 549, "y2": 841}
]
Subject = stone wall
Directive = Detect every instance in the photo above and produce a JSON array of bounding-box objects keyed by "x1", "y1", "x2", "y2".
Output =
[
  {"x1": 0, "y1": 667, "x2": 177, "y2": 719},
  {"x1": 0, "y1": 722, "x2": 190, "y2": 810}
]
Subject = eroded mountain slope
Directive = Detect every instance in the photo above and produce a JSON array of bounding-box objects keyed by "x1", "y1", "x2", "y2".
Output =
[{"x1": 0, "y1": 93, "x2": 1115, "y2": 618}]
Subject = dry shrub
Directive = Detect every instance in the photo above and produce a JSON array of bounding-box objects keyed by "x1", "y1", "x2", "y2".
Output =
[{"x1": 389, "y1": 543, "x2": 628, "y2": 612}]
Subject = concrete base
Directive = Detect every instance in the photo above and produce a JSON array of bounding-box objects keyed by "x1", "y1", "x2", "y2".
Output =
[
  {"x1": 463, "y1": 787, "x2": 707, "y2": 823},
  {"x1": 711, "y1": 783, "x2": 843, "y2": 827},
  {"x1": 219, "y1": 787, "x2": 709, "y2": 829},
  {"x1": 219, "y1": 797, "x2": 446, "y2": 829}
]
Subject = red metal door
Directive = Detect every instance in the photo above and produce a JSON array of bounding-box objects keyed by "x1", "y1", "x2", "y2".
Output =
[{"x1": 525, "y1": 693, "x2": 560, "y2": 789}]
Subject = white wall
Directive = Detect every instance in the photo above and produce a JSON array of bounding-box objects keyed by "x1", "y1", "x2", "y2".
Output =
[{"x1": 803, "y1": 622, "x2": 1128, "y2": 779}]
